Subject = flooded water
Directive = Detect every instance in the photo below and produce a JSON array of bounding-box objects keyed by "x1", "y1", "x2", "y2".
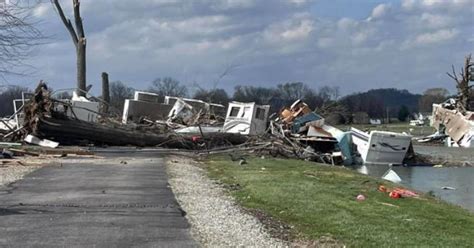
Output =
[{"x1": 359, "y1": 165, "x2": 474, "y2": 212}]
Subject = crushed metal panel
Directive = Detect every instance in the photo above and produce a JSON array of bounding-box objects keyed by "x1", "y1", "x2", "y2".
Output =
[
  {"x1": 134, "y1": 91, "x2": 160, "y2": 103},
  {"x1": 223, "y1": 102, "x2": 270, "y2": 135},
  {"x1": 307, "y1": 126, "x2": 332, "y2": 138},
  {"x1": 164, "y1": 96, "x2": 226, "y2": 118},
  {"x1": 13, "y1": 99, "x2": 27, "y2": 129},
  {"x1": 67, "y1": 101, "x2": 100, "y2": 123},
  {"x1": 168, "y1": 98, "x2": 194, "y2": 124},
  {"x1": 292, "y1": 112, "x2": 324, "y2": 134},
  {"x1": 122, "y1": 99, "x2": 172, "y2": 124}
]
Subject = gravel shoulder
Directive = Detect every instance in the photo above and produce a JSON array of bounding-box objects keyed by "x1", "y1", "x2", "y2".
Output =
[
  {"x1": 166, "y1": 155, "x2": 286, "y2": 248},
  {"x1": 0, "y1": 165, "x2": 39, "y2": 187}
]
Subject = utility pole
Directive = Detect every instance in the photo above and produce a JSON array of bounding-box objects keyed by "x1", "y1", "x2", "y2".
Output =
[{"x1": 386, "y1": 107, "x2": 390, "y2": 124}]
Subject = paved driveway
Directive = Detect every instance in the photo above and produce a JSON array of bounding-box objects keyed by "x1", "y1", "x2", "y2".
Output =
[{"x1": 0, "y1": 158, "x2": 197, "y2": 247}]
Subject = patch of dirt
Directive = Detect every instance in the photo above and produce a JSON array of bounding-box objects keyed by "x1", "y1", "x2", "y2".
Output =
[
  {"x1": 293, "y1": 236, "x2": 345, "y2": 248},
  {"x1": 245, "y1": 208, "x2": 294, "y2": 242}
]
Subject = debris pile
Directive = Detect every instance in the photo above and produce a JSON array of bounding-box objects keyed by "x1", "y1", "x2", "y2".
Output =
[
  {"x1": 268, "y1": 100, "x2": 343, "y2": 164},
  {"x1": 431, "y1": 99, "x2": 473, "y2": 148},
  {"x1": 416, "y1": 98, "x2": 473, "y2": 148},
  {"x1": 3, "y1": 82, "x2": 247, "y2": 149},
  {"x1": 0, "y1": 81, "x2": 421, "y2": 166}
]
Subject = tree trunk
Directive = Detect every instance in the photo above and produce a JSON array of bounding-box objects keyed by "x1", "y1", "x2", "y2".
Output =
[
  {"x1": 76, "y1": 38, "x2": 86, "y2": 96},
  {"x1": 53, "y1": 0, "x2": 87, "y2": 97}
]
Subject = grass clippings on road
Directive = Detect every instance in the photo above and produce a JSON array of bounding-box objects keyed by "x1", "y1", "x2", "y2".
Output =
[{"x1": 204, "y1": 155, "x2": 474, "y2": 247}]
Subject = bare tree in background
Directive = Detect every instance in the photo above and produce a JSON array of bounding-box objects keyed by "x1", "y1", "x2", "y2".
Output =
[
  {"x1": 447, "y1": 54, "x2": 473, "y2": 112},
  {"x1": 276, "y1": 82, "x2": 309, "y2": 102},
  {"x1": 418, "y1": 88, "x2": 449, "y2": 112},
  {"x1": 52, "y1": 0, "x2": 87, "y2": 96},
  {"x1": 149, "y1": 77, "x2": 187, "y2": 101},
  {"x1": 110, "y1": 81, "x2": 134, "y2": 112},
  {"x1": 0, "y1": 85, "x2": 30, "y2": 116},
  {"x1": 193, "y1": 88, "x2": 229, "y2": 105},
  {"x1": 0, "y1": 1, "x2": 43, "y2": 77}
]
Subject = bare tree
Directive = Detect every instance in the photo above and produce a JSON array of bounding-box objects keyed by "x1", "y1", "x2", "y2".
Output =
[
  {"x1": 193, "y1": 88, "x2": 229, "y2": 105},
  {"x1": 0, "y1": 1, "x2": 43, "y2": 77},
  {"x1": 149, "y1": 77, "x2": 188, "y2": 100},
  {"x1": 110, "y1": 81, "x2": 134, "y2": 112},
  {"x1": 52, "y1": 0, "x2": 86, "y2": 96},
  {"x1": 276, "y1": 82, "x2": 309, "y2": 102},
  {"x1": 318, "y1": 86, "x2": 340, "y2": 102},
  {"x1": 0, "y1": 85, "x2": 30, "y2": 116},
  {"x1": 418, "y1": 88, "x2": 449, "y2": 112},
  {"x1": 447, "y1": 54, "x2": 473, "y2": 112}
]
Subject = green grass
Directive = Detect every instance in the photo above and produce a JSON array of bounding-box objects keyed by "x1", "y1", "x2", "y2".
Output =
[
  {"x1": 336, "y1": 123, "x2": 435, "y2": 137},
  {"x1": 204, "y1": 156, "x2": 474, "y2": 247}
]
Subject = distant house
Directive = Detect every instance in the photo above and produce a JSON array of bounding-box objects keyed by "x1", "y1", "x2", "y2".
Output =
[{"x1": 369, "y1": 119, "x2": 382, "y2": 125}]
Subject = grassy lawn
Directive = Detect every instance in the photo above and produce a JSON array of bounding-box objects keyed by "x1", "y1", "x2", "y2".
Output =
[
  {"x1": 204, "y1": 156, "x2": 474, "y2": 247},
  {"x1": 336, "y1": 123, "x2": 435, "y2": 137}
]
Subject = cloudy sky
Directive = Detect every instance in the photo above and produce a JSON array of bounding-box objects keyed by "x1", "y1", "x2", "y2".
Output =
[{"x1": 8, "y1": 0, "x2": 474, "y2": 96}]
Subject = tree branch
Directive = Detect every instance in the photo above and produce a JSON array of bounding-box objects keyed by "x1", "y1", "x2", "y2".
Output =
[
  {"x1": 52, "y1": 0, "x2": 78, "y2": 45},
  {"x1": 447, "y1": 65, "x2": 460, "y2": 84},
  {"x1": 73, "y1": 0, "x2": 85, "y2": 39}
]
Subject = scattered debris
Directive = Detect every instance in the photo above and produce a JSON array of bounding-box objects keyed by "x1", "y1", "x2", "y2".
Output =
[
  {"x1": 24, "y1": 135, "x2": 59, "y2": 148},
  {"x1": 16, "y1": 83, "x2": 247, "y2": 149},
  {"x1": 410, "y1": 113, "x2": 428, "y2": 126},
  {"x1": 379, "y1": 184, "x2": 419, "y2": 199},
  {"x1": 382, "y1": 167, "x2": 402, "y2": 183},
  {"x1": 356, "y1": 194, "x2": 366, "y2": 201},
  {"x1": 1, "y1": 81, "x2": 459, "y2": 169},
  {"x1": 0, "y1": 142, "x2": 22, "y2": 147},
  {"x1": 389, "y1": 191, "x2": 401, "y2": 199},
  {"x1": 390, "y1": 188, "x2": 419, "y2": 198},
  {"x1": 1, "y1": 149, "x2": 14, "y2": 159},
  {"x1": 430, "y1": 99, "x2": 473, "y2": 148},
  {"x1": 378, "y1": 202, "x2": 399, "y2": 208},
  {"x1": 442, "y1": 186, "x2": 456, "y2": 190}
]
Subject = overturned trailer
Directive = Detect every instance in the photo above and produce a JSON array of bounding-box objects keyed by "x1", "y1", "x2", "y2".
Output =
[
  {"x1": 223, "y1": 102, "x2": 270, "y2": 135},
  {"x1": 122, "y1": 91, "x2": 172, "y2": 124},
  {"x1": 351, "y1": 127, "x2": 412, "y2": 165}
]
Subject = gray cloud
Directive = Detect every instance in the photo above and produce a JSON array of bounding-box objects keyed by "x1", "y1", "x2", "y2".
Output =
[{"x1": 9, "y1": 0, "x2": 474, "y2": 96}]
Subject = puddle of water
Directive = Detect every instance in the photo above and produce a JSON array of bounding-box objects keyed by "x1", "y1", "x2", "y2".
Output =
[{"x1": 356, "y1": 164, "x2": 474, "y2": 212}]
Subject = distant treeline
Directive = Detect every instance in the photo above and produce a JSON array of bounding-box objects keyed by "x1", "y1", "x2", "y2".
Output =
[{"x1": 1, "y1": 78, "x2": 465, "y2": 123}]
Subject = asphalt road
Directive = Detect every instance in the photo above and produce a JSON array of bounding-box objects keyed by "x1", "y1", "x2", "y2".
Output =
[{"x1": 0, "y1": 158, "x2": 197, "y2": 247}]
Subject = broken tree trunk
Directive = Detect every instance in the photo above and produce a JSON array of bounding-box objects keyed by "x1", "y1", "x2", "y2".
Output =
[
  {"x1": 53, "y1": 0, "x2": 87, "y2": 97},
  {"x1": 35, "y1": 116, "x2": 189, "y2": 147},
  {"x1": 447, "y1": 54, "x2": 473, "y2": 112},
  {"x1": 33, "y1": 116, "x2": 247, "y2": 148},
  {"x1": 101, "y1": 72, "x2": 110, "y2": 113}
]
